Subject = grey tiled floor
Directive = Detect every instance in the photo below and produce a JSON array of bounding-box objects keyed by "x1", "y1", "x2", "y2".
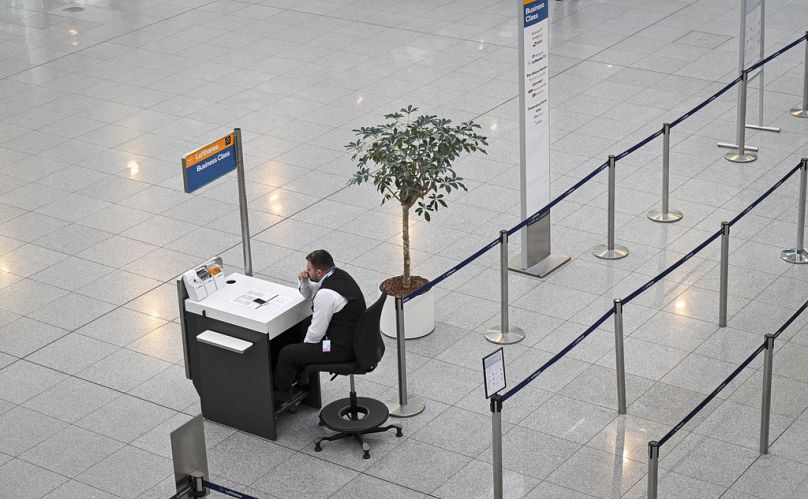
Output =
[{"x1": 0, "y1": 0, "x2": 808, "y2": 497}]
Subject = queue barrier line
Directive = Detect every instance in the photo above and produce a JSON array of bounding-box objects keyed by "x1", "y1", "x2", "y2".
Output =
[
  {"x1": 504, "y1": 157, "x2": 806, "y2": 401},
  {"x1": 500, "y1": 308, "x2": 614, "y2": 402},
  {"x1": 773, "y1": 295, "x2": 808, "y2": 341},
  {"x1": 615, "y1": 128, "x2": 664, "y2": 161},
  {"x1": 670, "y1": 76, "x2": 742, "y2": 129},
  {"x1": 657, "y1": 341, "x2": 765, "y2": 447},
  {"x1": 204, "y1": 479, "x2": 260, "y2": 499},
  {"x1": 747, "y1": 33, "x2": 808, "y2": 74},
  {"x1": 169, "y1": 479, "x2": 260, "y2": 499},
  {"x1": 405, "y1": 35, "x2": 806, "y2": 305},
  {"x1": 168, "y1": 485, "x2": 192, "y2": 499},
  {"x1": 657, "y1": 294, "x2": 808, "y2": 447},
  {"x1": 621, "y1": 229, "x2": 722, "y2": 306},
  {"x1": 729, "y1": 162, "x2": 803, "y2": 227}
]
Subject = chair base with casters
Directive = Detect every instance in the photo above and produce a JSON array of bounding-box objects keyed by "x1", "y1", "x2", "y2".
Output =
[{"x1": 311, "y1": 374, "x2": 402, "y2": 459}]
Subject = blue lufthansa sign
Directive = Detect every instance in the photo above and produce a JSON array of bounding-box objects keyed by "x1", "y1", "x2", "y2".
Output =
[
  {"x1": 524, "y1": 0, "x2": 547, "y2": 28},
  {"x1": 182, "y1": 133, "x2": 238, "y2": 193}
]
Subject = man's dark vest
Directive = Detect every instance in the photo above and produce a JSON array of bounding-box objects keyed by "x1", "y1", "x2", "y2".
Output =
[{"x1": 317, "y1": 268, "x2": 366, "y2": 349}]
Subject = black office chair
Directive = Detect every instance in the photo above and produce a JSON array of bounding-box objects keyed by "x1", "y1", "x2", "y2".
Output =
[{"x1": 306, "y1": 292, "x2": 402, "y2": 458}]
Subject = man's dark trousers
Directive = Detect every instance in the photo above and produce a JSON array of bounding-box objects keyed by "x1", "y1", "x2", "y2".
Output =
[{"x1": 274, "y1": 342, "x2": 353, "y2": 390}]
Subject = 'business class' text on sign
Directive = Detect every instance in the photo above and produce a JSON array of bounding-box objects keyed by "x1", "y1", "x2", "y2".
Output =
[{"x1": 182, "y1": 132, "x2": 238, "y2": 193}]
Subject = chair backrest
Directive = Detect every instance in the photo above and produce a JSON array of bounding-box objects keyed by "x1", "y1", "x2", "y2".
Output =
[{"x1": 352, "y1": 292, "x2": 386, "y2": 371}]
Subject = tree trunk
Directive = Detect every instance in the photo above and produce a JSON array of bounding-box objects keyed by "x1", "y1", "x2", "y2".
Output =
[{"x1": 402, "y1": 202, "x2": 411, "y2": 288}]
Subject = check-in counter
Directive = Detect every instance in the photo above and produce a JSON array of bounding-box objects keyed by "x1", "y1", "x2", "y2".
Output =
[{"x1": 178, "y1": 272, "x2": 319, "y2": 440}]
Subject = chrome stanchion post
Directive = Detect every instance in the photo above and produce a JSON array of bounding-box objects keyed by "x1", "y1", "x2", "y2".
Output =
[
  {"x1": 719, "y1": 221, "x2": 730, "y2": 327},
  {"x1": 613, "y1": 299, "x2": 627, "y2": 414},
  {"x1": 781, "y1": 158, "x2": 808, "y2": 263},
  {"x1": 593, "y1": 155, "x2": 629, "y2": 260},
  {"x1": 387, "y1": 297, "x2": 425, "y2": 418},
  {"x1": 233, "y1": 128, "x2": 253, "y2": 276},
  {"x1": 487, "y1": 230, "x2": 525, "y2": 344},
  {"x1": 648, "y1": 123, "x2": 683, "y2": 223},
  {"x1": 647, "y1": 441, "x2": 659, "y2": 499},
  {"x1": 491, "y1": 395, "x2": 504, "y2": 499},
  {"x1": 791, "y1": 32, "x2": 808, "y2": 118},
  {"x1": 725, "y1": 71, "x2": 758, "y2": 163},
  {"x1": 760, "y1": 333, "x2": 775, "y2": 454}
]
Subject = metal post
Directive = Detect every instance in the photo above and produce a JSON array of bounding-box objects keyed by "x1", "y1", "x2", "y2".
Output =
[
  {"x1": 491, "y1": 395, "x2": 504, "y2": 499},
  {"x1": 613, "y1": 299, "x2": 627, "y2": 414},
  {"x1": 791, "y1": 32, "x2": 808, "y2": 118},
  {"x1": 724, "y1": 71, "x2": 758, "y2": 163},
  {"x1": 487, "y1": 230, "x2": 525, "y2": 344},
  {"x1": 233, "y1": 128, "x2": 253, "y2": 276},
  {"x1": 593, "y1": 156, "x2": 629, "y2": 260},
  {"x1": 190, "y1": 471, "x2": 205, "y2": 497},
  {"x1": 760, "y1": 333, "x2": 775, "y2": 454},
  {"x1": 386, "y1": 297, "x2": 425, "y2": 418},
  {"x1": 648, "y1": 123, "x2": 683, "y2": 223},
  {"x1": 647, "y1": 441, "x2": 659, "y2": 499},
  {"x1": 781, "y1": 159, "x2": 808, "y2": 263},
  {"x1": 719, "y1": 221, "x2": 730, "y2": 327}
]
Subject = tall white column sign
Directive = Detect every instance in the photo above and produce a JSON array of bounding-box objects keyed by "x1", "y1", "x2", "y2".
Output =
[
  {"x1": 511, "y1": 0, "x2": 569, "y2": 278},
  {"x1": 520, "y1": 0, "x2": 550, "y2": 220}
]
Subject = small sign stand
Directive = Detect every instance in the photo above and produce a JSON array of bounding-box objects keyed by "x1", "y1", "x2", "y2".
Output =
[
  {"x1": 483, "y1": 348, "x2": 506, "y2": 399},
  {"x1": 170, "y1": 415, "x2": 208, "y2": 499}
]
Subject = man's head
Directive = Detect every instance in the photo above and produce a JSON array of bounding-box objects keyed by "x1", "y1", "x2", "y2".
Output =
[{"x1": 304, "y1": 249, "x2": 335, "y2": 282}]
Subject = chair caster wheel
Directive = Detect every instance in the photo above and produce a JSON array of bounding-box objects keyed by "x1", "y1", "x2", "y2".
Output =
[
  {"x1": 363, "y1": 451, "x2": 370, "y2": 459},
  {"x1": 396, "y1": 429, "x2": 403, "y2": 437},
  {"x1": 289, "y1": 405, "x2": 297, "y2": 413},
  {"x1": 314, "y1": 443, "x2": 322, "y2": 452}
]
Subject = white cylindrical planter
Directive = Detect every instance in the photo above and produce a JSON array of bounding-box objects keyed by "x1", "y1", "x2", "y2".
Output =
[{"x1": 380, "y1": 291, "x2": 434, "y2": 339}]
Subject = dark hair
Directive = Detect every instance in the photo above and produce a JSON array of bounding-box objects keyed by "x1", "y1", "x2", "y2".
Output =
[{"x1": 306, "y1": 249, "x2": 334, "y2": 271}]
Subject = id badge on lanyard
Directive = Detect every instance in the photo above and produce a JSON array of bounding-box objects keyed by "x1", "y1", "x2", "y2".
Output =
[{"x1": 322, "y1": 339, "x2": 331, "y2": 353}]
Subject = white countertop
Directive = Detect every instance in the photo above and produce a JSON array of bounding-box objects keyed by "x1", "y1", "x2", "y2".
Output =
[{"x1": 185, "y1": 273, "x2": 311, "y2": 337}]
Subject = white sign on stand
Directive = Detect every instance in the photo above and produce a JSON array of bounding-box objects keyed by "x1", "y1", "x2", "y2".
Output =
[
  {"x1": 744, "y1": 0, "x2": 762, "y2": 67},
  {"x1": 521, "y1": 0, "x2": 550, "y2": 218},
  {"x1": 483, "y1": 348, "x2": 506, "y2": 399},
  {"x1": 511, "y1": 0, "x2": 569, "y2": 278},
  {"x1": 741, "y1": 0, "x2": 779, "y2": 132}
]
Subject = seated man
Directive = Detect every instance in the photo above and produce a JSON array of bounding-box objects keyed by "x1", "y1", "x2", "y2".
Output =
[{"x1": 273, "y1": 249, "x2": 366, "y2": 401}]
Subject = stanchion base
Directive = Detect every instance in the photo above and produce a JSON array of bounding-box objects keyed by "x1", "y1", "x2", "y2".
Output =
[
  {"x1": 592, "y1": 244, "x2": 629, "y2": 260},
  {"x1": 647, "y1": 208, "x2": 683, "y2": 223},
  {"x1": 385, "y1": 395, "x2": 425, "y2": 418},
  {"x1": 717, "y1": 142, "x2": 759, "y2": 152},
  {"x1": 485, "y1": 326, "x2": 525, "y2": 345},
  {"x1": 508, "y1": 253, "x2": 570, "y2": 278},
  {"x1": 746, "y1": 124, "x2": 781, "y2": 133},
  {"x1": 791, "y1": 108, "x2": 808, "y2": 118},
  {"x1": 724, "y1": 150, "x2": 758, "y2": 163},
  {"x1": 781, "y1": 248, "x2": 808, "y2": 264}
]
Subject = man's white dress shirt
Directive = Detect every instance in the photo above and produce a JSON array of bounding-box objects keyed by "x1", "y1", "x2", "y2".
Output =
[{"x1": 298, "y1": 269, "x2": 348, "y2": 344}]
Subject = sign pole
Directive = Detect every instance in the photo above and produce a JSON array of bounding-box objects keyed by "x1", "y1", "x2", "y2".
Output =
[
  {"x1": 233, "y1": 128, "x2": 253, "y2": 276},
  {"x1": 511, "y1": 0, "x2": 569, "y2": 279}
]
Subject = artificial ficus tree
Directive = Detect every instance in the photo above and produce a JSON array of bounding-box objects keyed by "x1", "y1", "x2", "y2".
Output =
[{"x1": 347, "y1": 106, "x2": 488, "y2": 294}]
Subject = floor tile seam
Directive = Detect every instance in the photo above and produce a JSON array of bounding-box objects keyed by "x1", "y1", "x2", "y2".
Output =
[
  {"x1": 323, "y1": 469, "x2": 428, "y2": 498},
  {"x1": 722, "y1": 454, "x2": 772, "y2": 498},
  {"x1": 689, "y1": 413, "x2": 793, "y2": 455},
  {"x1": 655, "y1": 431, "x2": 760, "y2": 487},
  {"x1": 11, "y1": 354, "x2": 183, "y2": 426},
  {"x1": 70, "y1": 455, "x2": 173, "y2": 499},
  {"x1": 12, "y1": 421, "x2": 129, "y2": 477}
]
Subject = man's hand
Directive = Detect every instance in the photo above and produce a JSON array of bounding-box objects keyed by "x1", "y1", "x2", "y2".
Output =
[{"x1": 298, "y1": 270, "x2": 309, "y2": 282}]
